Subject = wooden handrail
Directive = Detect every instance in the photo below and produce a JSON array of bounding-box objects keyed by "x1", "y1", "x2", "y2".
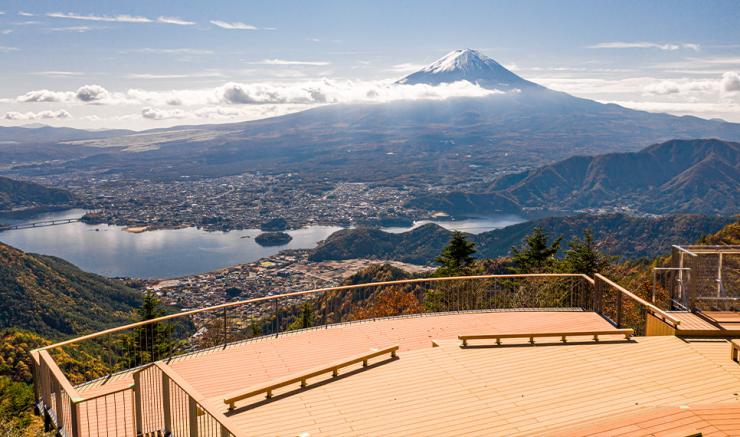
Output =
[
  {"x1": 35, "y1": 273, "x2": 592, "y2": 352},
  {"x1": 594, "y1": 273, "x2": 681, "y2": 327},
  {"x1": 224, "y1": 345, "x2": 399, "y2": 410},
  {"x1": 151, "y1": 362, "x2": 242, "y2": 435},
  {"x1": 78, "y1": 384, "x2": 134, "y2": 403},
  {"x1": 39, "y1": 350, "x2": 84, "y2": 403},
  {"x1": 458, "y1": 329, "x2": 633, "y2": 347}
]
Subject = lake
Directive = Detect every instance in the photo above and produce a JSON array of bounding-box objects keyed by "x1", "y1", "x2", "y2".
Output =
[{"x1": 0, "y1": 209, "x2": 524, "y2": 279}]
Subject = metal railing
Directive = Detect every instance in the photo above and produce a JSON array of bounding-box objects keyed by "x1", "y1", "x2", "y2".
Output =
[
  {"x1": 669, "y1": 245, "x2": 740, "y2": 311},
  {"x1": 32, "y1": 273, "x2": 603, "y2": 436},
  {"x1": 594, "y1": 273, "x2": 680, "y2": 335}
]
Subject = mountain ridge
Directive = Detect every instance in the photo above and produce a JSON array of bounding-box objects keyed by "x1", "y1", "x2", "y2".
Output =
[
  {"x1": 410, "y1": 138, "x2": 739, "y2": 215},
  {"x1": 308, "y1": 214, "x2": 736, "y2": 264}
]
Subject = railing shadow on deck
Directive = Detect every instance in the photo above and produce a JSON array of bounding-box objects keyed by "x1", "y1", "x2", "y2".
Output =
[{"x1": 30, "y1": 272, "x2": 676, "y2": 436}]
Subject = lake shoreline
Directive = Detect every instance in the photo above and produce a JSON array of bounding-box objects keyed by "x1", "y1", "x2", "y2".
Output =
[{"x1": 0, "y1": 209, "x2": 525, "y2": 279}]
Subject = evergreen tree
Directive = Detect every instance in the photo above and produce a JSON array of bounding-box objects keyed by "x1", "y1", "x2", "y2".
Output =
[
  {"x1": 288, "y1": 302, "x2": 315, "y2": 330},
  {"x1": 510, "y1": 227, "x2": 562, "y2": 273},
  {"x1": 435, "y1": 231, "x2": 477, "y2": 276},
  {"x1": 563, "y1": 229, "x2": 611, "y2": 276},
  {"x1": 129, "y1": 291, "x2": 174, "y2": 364}
]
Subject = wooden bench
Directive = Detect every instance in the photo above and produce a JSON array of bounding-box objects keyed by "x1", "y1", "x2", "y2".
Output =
[
  {"x1": 458, "y1": 329, "x2": 634, "y2": 347},
  {"x1": 224, "y1": 345, "x2": 399, "y2": 410},
  {"x1": 731, "y1": 340, "x2": 740, "y2": 363}
]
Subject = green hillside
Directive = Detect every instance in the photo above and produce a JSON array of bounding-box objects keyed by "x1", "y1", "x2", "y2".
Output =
[
  {"x1": 309, "y1": 214, "x2": 735, "y2": 264},
  {"x1": 0, "y1": 242, "x2": 142, "y2": 338},
  {"x1": 0, "y1": 176, "x2": 76, "y2": 212}
]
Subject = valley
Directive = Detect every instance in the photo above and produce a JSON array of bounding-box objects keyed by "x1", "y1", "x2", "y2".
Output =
[{"x1": 1, "y1": 3, "x2": 739, "y2": 435}]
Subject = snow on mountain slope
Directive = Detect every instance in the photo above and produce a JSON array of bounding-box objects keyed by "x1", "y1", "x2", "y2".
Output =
[{"x1": 397, "y1": 49, "x2": 540, "y2": 90}]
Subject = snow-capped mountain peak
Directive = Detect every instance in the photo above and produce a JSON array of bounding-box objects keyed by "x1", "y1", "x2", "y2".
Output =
[
  {"x1": 421, "y1": 48, "x2": 495, "y2": 73},
  {"x1": 397, "y1": 48, "x2": 539, "y2": 90}
]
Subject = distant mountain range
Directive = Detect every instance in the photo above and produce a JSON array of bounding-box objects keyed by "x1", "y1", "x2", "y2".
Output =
[
  {"x1": 2, "y1": 49, "x2": 740, "y2": 184},
  {"x1": 0, "y1": 176, "x2": 76, "y2": 213},
  {"x1": 0, "y1": 242, "x2": 141, "y2": 338},
  {"x1": 0, "y1": 124, "x2": 132, "y2": 144},
  {"x1": 308, "y1": 214, "x2": 736, "y2": 264},
  {"x1": 410, "y1": 138, "x2": 739, "y2": 215}
]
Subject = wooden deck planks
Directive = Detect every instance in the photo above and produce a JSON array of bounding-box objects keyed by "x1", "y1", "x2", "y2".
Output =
[
  {"x1": 224, "y1": 336, "x2": 740, "y2": 436},
  {"x1": 170, "y1": 311, "x2": 612, "y2": 398},
  {"x1": 64, "y1": 311, "x2": 740, "y2": 436}
]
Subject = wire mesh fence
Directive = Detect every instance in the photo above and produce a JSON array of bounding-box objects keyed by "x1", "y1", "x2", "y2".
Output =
[{"x1": 667, "y1": 245, "x2": 740, "y2": 311}]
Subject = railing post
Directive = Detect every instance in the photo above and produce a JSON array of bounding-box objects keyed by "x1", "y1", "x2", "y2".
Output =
[
  {"x1": 70, "y1": 400, "x2": 81, "y2": 437},
  {"x1": 188, "y1": 396, "x2": 198, "y2": 437},
  {"x1": 616, "y1": 291, "x2": 623, "y2": 328},
  {"x1": 162, "y1": 371, "x2": 172, "y2": 435},
  {"x1": 54, "y1": 382, "x2": 64, "y2": 430},
  {"x1": 274, "y1": 299, "x2": 279, "y2": 337},
  {"x1": 31, "y1": 353, "x2": 41, "y2": 414},
  {"x1": 223, "y1": 307, "x2": 228, "y2": 347},
  {"x1": 133, "y1": 370, "x2": 143, "y2": 436}
]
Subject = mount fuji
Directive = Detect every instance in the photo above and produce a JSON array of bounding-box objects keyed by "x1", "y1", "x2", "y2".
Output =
[
  {"x1": 397, "y1": 48, "x2": 540, "y2": 90},
  {"x1": 4, "y1": 49, "x2": 740, "y2": 188}
]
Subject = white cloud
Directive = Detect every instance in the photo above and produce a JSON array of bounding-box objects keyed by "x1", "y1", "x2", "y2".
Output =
[
  {"x1": 252, "y1": 59, "x2": 330, "y2": 66},
  {"x1": 141, "y1": 107, "x2": 188, "y2": 120},
  {"x1": 643, "y1": 81, "x2": 681, "y2": 95},
  {"x1": 13, "y1": 80, "x2": 501, "y2": 109},
  {"x1": 47, "y1": 12, "x2": 152, "y2": 23},
  {"x1": 16, "y1": 85, "x2": 114, "y2": 103},
  {"x1": 0, "y1": 46, "x2": 19, "y2": 53},
  {"x1": 0, "y1": 29, "x2": 12, "y2": 35},
  {"x1": 4, "y1": 109, "x2": 71, "y2": 120},
  {"x1": 643, "y1": 79, "x2": 716, "y2": 96},
  {"x1": 209, "y1": 20, "x2": 258, "y2": 30},
  {"x1": 17, "y1": 11, "x2": 33, "y2": 17},
  {"x1": 386, "y1": 63, "x2": 426, "y2": 73},
  {"x1": 76, "y1": 84, "x2": 110, "y2": 102},
  {"x1": 47, "y1": 26, "x2": 94, "y2": 33},
  {"x1": 588, "y1": 42, "x2": 701, "y2": 51},
  {"x1": 157, "y1": 16, "x2": 195, "y2": 26},
  {"x1": 721, "y1": 71, "x2": 740, "y2": 92},
  {"x1": 16, "y1": 89, "x2": 74, "y2": 102},
  {"x1": 642, "y1": 74, "x2": 739, "y2": 96},
  {"x1": 216, "y1": 80, "x2": 498, "y2": 105},
  {"x1": 31, "y1": 71, "x2": 84, "y2": 77}
]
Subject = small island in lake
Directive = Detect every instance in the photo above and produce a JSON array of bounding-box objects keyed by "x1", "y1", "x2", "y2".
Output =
[{"x1": 254, "y1": 231, "x2": 293, "y2": 246}]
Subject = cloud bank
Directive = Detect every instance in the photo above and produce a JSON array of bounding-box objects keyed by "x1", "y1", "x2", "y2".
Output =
[
  {"x1": 14, "y1": 80, "x2": 501, "y2": 108},
  {"x1": 4, "y1": 109, "x2": 71, "y2": 120}
]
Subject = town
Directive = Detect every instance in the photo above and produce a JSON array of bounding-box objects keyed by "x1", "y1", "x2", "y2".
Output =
[
  {"x1": 38, "y1": 171, "x2": 429, "y2": 231},
  {"x1": 148, "y1": 249, "x2": 432, "y2": 327}
]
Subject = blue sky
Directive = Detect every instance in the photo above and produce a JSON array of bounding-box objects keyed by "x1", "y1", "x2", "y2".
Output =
[{"x1": 0, "y1": 0, "x2": 738, "y2": 129}]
